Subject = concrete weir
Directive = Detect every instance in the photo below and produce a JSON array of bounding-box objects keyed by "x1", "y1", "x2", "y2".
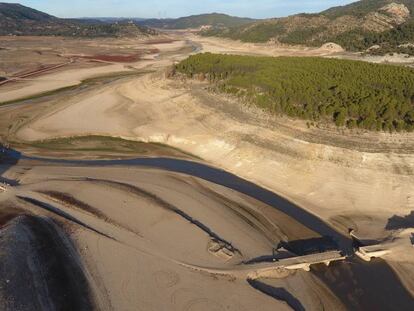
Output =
[
  {"x1": 355, "y1": 245, "x2": 392, "y2": 262},
  {"x1": 181, "y1": 250, "x2": 347, "y2": 280},
  {"x1": 282, "y1": 251, "x2": 345, "y2": 270},
  {"x1": 247, "y1": 251, "x2": 346, "y2": 279},
  {"x1": 350, "y1": 231, "x2": 393, "y2": 262}
]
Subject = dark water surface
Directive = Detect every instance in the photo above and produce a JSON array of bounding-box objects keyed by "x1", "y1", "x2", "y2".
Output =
[
  {"x1": 4, "y1": 151, "x2": 414, "y2": 310},
  {"x1": 313, "y1": 257, "x2": 414, "y2": 311}
]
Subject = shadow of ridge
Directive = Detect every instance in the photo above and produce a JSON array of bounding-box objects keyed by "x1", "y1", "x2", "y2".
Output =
[
  {"x1": 0, "y1": 202, "x2": 27, "y2": 228},
  {"x1": 278, "y1": 236, "x2": 339, "y2": 256},
  {"x1": 245, "y1": 236, "x2": 342, "y2": 265},
  {"x1": 0, "y1": 214, "x2": 95, "y2": 311},
  {"x1": 16, "y1": 195, "x2": 114, "y2": 240},
  {"x1": 386, "y1": 211, "x2": 414, "y2": 230},
  {"x1": 247, "y1": 279, "x2": 305, "y2": 311},
  {"x1": 0, "y1": 144, "x2": 21, "y2": 186},
  {"x1": 244, "y1": 255, "x2": 278, "y2": 265}
]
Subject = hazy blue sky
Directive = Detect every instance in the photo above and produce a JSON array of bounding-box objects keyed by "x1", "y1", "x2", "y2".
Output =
[{"x1": 2, "y1": 0, "x2": 357, "y2": 18}]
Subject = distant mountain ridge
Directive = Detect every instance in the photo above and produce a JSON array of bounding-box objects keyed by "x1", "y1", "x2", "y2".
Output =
[
  {"x1": 0, "y1": 3, "x2": 156, "y2": 37},
  {"x1": 138, "y1": 13, "x2": 256, "y2": 29},
  {"x1": 0, "y1": 4, "x2": 254, "y2": 37},
  {"x1": 203, "y1": 0, "x2": 414, "y2": 55},
  {"x1": 0, "y1": 2, "x2": 55, "y2": 21}
]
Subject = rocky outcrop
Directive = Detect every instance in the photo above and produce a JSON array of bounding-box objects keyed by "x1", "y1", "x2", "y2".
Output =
[
  {"x1": 364, "y1": 3, "x2": 410, "y2": 32},
  {"x1": 205, "y1": 1, "x2": 413, "y2": 53}
]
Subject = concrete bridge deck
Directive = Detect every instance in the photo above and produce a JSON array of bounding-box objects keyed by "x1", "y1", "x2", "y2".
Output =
[
  {"x1": 350, "y1": 230, "x2": 393, "y2": 261},
  {"x1": 355, "y1": 245, "x2": 392, "y2": 261},
  {"x1": 183, "y1": 250, "x2": 347, "y2": 280},
  {"x1": 277, "y1": 250, "x2": 345, "y2": 269},
  {"x1": 238, "y1": 250, "x2": 346, "y2": 279}
]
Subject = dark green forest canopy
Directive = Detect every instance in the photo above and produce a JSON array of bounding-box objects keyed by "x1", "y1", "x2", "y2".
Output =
[{"x1": 176, "y1": 53, "x2": 414, "y2": 132}]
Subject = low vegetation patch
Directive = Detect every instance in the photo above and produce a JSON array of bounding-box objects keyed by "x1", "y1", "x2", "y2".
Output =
[
  {"x1": 15, "y1": 135, "x2": 199, "y2": 159},
  {"x1": 175, "y1": 53, "x2": 414, "y2": 132}
]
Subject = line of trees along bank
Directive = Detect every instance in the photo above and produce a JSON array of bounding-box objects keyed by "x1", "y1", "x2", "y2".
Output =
[{"x1": 175, "y1": 53, "x2": 414, "y2": 132}]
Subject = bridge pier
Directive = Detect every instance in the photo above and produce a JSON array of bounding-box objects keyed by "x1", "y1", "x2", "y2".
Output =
[
  {"x1": 302, "y1": 264, "x2": 311, "y2": 272},
  {"x1": 356, "y1": 248, "x2": 391, "y2": 262}
]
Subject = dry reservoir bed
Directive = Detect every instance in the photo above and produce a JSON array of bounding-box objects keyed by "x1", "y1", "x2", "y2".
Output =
[{"x1": 1, "y1": 34, "x2": 414, "y2": 310}]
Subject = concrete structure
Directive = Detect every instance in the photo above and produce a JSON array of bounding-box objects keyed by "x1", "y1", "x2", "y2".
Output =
[
  {"x1": 246, "y1": 250, "x2": 346, "y2": 279},
  {"x1": 184, "y1": 250, "x2": 347, "y2": 280},
  {"x1": 280, "y1": 251, "x2": 345, "y2": 270},
  {"x1": 355, "y1": 245, "x2": 391, "y2": 262},
  {"x1": 349, "y1": 229, "x2": 392, "y2": 261}
]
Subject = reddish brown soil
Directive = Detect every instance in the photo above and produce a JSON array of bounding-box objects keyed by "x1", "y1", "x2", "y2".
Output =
[
  {"x1": 82, "y1": 54, "x2": 140, "y2": 62},
  {"x1": 80, "y1": 49, "x2": 159, "y2": 63},
  {"x1": 144, "y1": 39, "x2": 175, "y2": 44}
]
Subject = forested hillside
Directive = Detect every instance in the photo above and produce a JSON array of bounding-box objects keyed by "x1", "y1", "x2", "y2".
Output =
[
  {"x1": 202, "y1": 0, "x2": 414, "y2": 55},
  {"x1": 175, "y1": 53, "x2": 414, "y2": 132},
  {"x1": 139, "y1": 13, "x2": 255, "y2": 29},
  {"x1": 0, "y1": 3, "x2": 156, "y2": 37}
]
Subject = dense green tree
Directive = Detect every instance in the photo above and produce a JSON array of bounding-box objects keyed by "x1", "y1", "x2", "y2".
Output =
[
  {"x1": 175, "y1": 53, "x2": 414, "y2": 132},
  {"x1": 347, "y1": 119, "x2": 358, "y2": 129},
  {"x1": 334, "y1": 108, "x2": 347, "y2": 127}
]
